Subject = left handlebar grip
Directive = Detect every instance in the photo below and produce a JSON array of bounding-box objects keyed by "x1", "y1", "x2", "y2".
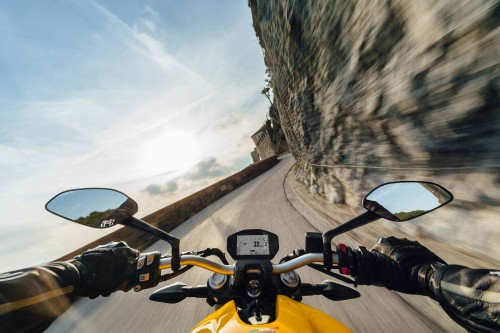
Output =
[{"x1": 133, "y1": 251, "x2": 161, "y2": 292}]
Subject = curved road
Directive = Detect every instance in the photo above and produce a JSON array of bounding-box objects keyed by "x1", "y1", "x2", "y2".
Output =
[{"x1": 48, "y1": 155, "x2": 464, "y2": 332}]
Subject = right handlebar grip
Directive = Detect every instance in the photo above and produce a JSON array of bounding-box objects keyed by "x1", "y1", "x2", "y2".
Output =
[{"x1": 352, "y1": 246, "x2": 378, "y2": 285}]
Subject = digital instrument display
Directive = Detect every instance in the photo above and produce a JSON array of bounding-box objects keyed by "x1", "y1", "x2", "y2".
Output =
[
  {"x1": 236, "y1": 235, "x2": 269, "y2": 256},
  {"x1": 227, "y1": 229, "x2": 279, "y2": 260}
]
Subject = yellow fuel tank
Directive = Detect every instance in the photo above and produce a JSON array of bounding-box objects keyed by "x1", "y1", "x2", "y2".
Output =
[{"x1": 190, "y1": 295, "x2": 352, "y2": 333}]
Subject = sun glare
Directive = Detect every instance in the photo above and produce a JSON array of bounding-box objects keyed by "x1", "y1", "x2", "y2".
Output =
[{"x1": 140, "y1": 130, "x2": 201, "y2": 176}]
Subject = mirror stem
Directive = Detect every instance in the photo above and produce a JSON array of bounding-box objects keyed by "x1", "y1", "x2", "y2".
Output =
[
  {"x1": 122, "y1": 217, "x2": 181, "y2": 271},
  {"x1": 322, "y1": 211, "x2": 379, "y2": 268}
]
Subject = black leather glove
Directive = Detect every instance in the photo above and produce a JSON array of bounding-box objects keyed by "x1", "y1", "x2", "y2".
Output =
[
  {"x1": 355, "y1": 236, "x2": 446, "y2": 294},
  {"x1": 74, "y1": 241, "x2": 139, "y2": 298}
]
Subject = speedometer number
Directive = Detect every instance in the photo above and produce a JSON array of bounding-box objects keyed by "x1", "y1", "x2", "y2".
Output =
[{"x1": 236, "y1": 235, "x2": 270, "y2": 256}]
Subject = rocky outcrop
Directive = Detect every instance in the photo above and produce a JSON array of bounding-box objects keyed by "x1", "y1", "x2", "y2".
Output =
[{"x1": 249, "y1": 0, "x2": 500, "y2": 257}]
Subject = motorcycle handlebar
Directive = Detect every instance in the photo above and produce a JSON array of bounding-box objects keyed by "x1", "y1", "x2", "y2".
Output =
[
  {"x1": 160, "y1": 255, "x2": 234, "y2": 274},
  {"x1": 158, "y1": 253, "x2": 339, "y2": 275}
]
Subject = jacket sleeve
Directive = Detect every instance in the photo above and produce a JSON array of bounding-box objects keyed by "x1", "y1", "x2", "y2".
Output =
[
  {"x1": 430, "y1": 265, "x2": 500, "y2": 333},
  {"x1": 0, "y1": 260, "x2": 85, "y2": 333}
]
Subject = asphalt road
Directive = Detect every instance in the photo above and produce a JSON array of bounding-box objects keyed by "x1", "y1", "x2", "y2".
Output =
[{"x1": 47, "y1": 155, "x2": 465, "y2": 332}]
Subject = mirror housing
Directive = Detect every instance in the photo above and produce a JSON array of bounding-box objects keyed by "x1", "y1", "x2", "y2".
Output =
[
  {"x1": 46, "y1": 188, "x2": 182, "y2": 271},
  {"x1": 45, "y1": 188, "x2": 138, "y2": 228},
  {"x1": 363, "y1": 181, "x2": 453, "y2": 221},
  {"x1": 322, "y1": 181, "x2": 453, "y2": 268}
]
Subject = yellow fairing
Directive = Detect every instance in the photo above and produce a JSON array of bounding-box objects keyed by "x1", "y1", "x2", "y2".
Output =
[{"x1": 190, "y1": 295, "x2": 352, "y2": 333}]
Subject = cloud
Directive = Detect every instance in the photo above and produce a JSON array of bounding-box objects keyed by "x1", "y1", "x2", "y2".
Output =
[
  {"x1": 144, "y1": 184, "x2": 163, "y2": 195},
  {"x1": 186, "y1": 157, "x2": 233, "y2": 181},
  {"x1": 144, "y1": 179, "x2": 179, "y2": 196},
  {"x1": 166, "y1": 180, "x2": 179, "y2": 192},
  {"x1": 143, "y1": 156, "x2": 238, "y2": 196},
  {"x1": 0, "y1": 1, "x2": 267, "y2": 271}
]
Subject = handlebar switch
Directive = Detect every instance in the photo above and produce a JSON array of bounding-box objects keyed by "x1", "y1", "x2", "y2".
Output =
[
  {"x1": 337, "y1": 244, "x2": 355, "y2": 276},
  {"x1": 133, "y1": 251, "x2": 161, "y2": 292}
]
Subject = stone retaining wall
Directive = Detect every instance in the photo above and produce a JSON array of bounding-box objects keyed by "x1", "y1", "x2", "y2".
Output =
[{"x1": 249, "y1": 0, "x2": 500, "y2": 257}]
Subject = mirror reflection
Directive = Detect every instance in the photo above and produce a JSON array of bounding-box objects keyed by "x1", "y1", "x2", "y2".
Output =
[
  {"x1": 363, "y1": 182, "x2": 452, "y2": 221},
  {"x1": 45, "y1": 188, "x2": 138, "y2": 228}
]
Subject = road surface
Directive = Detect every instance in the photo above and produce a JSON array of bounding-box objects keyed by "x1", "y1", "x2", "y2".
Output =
[{"x1": 48, "y1": 155, "x2": 465, "y2": 332}]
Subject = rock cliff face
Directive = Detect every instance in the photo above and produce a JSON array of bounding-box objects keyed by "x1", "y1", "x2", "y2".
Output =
[{"x1": 249, "y1": 0, "x2": 500, "y2": 257}]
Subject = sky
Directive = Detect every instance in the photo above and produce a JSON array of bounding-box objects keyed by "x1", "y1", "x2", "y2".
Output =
[{"x1": 0, "y1": 0, "x2": 269, "y2": 271}]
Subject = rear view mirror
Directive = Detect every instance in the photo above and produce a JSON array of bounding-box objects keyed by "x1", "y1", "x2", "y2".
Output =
[
  {"x1": 45, "y1": 188, "x2": 138, "y2": 228},
  {"x1": 363, "y1": 181, "x2": 453, "y2": 221}
]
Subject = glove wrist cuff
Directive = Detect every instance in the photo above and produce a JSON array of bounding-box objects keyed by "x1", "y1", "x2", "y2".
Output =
[
  {"x1": 417, "y1": 262, "x2": 446, "y2": 298},
  {"x1": 67, "y1": 258, "x2": 90, "y2": 293}
]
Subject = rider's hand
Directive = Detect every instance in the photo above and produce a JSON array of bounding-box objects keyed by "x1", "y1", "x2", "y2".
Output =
[
  {"x1": 357, "y1": 236, "x2": 446, "y2": 294},
  {"x1": 73, "y1": 241, "x2": 139, "y2": 298}
]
